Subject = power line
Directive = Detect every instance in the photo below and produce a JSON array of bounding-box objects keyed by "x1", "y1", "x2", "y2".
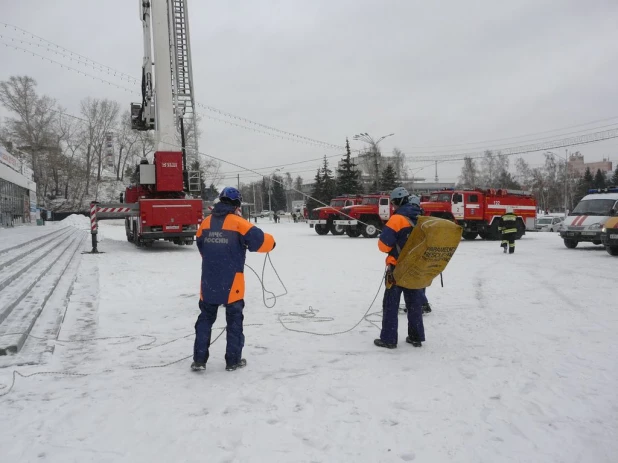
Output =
[
  {"x1": 0, "y1": 23, "x2": 345, "y2": 151},
  {"x1": 5, "y1": 22, "x2": 618, "y2": 157},
  {"x1": 392, "y1": 116, "x2": 618, "y2": 150},
  {"x1": 398, "y1": 122, "x2": 618, "y2": 156}
]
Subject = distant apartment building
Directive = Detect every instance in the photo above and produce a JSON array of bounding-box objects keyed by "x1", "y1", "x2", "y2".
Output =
[{"x1": 568, "y1": 153, "x2": 613, "y2": 176}]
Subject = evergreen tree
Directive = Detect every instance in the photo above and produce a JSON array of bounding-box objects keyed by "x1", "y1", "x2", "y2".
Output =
[
  {"x1": 611, "y1": 165, "x2": 618, "y2": 186},
  {"x1": 575, "y1": 167, "x2": 594, "y2": 203},
  {"x1": 271, "y1": 174, "x2": 287, "y2": 211},
  {"x1": 320, "y1": 155, "x2": 337, "y2": 202},
  {"x1": 496, "y1": 170, "x2": 521, "y2": 190},
  {"x1": 306, "y1": 168, "x2": 323, "y2": 212},
  {"x1": 336, "y1": 138, "x2": 362, "y2": 195},
  {"x1": 202, "y1": 183, "x2": 219, "y2": 201},
  {"x1": 380, "y1": 164, "x2": 398, "y2": 191},
  {"x1": 594, "y1": 169, "x2": 607, "y2": 189}
]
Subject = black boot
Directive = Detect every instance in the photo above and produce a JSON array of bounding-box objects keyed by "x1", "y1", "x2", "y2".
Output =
[
  {"x1": 225, "y1": 359, "x2": 247, "y2": 371},
  {"x1": 191, "y1": 361, "x2": 206, "y2": 371},
  {"x1": 374, "y1": 339, "x2": 397, "y2": 349},
  {"x1": 422, "y1": 303, "x2": 432, "y2": 314},
  {"x1": 406, "y1": 337, "x2": 422, "y2": 347}
]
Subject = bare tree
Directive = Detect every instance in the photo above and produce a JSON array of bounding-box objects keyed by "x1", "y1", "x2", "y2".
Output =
[
  {"x1": 79, "y1": 97, "x2": 120, "y2": 194},
  {"x1": 115, "y1": 111, "x2": 141, "y2": 181},
  {"x1": 391, "y1": 147, "x2": 407, "y2": 180},
  {"x1": 0, "y1": 76, "x2": 57, "y2": 188},
  {"x1": 458, "y1": 156, "x2": 479, "y2": 188}
]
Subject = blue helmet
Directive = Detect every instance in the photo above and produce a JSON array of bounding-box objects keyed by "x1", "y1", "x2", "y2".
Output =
[
  {"x1": 219, "y1": 187, "x2": 242, "y2": 206},
  {"x1": 409, "y1": 195, "x2": 421, "y2": 206},
  {"x1": 390, "y1": 187, "x2": 409, "y2": 202},
  {"x1": 390, "y1": 187, "x2": 409, "y2": 206}
]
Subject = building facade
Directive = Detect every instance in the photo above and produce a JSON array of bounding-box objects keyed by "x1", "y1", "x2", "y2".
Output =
[
  {"x1": 0, "y1": 146, "x2": 37, "y2": 227},
  {"x1": 568, "y1": 153, "x2": 613, "y2": 177}
]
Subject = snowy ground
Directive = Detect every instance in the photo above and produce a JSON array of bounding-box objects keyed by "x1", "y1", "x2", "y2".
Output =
[{"x1": 1, "y1": 218, "x2": 617, "y2": 462}]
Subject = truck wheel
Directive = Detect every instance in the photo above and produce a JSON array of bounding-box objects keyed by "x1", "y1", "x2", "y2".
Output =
[
  {"x1": 478, "y1": 231, "x2": 488, "y2": 240},
  {"x1": 592, "y1": 240, "x2": 602, "y2": 245},
  {"x1": 606, "y1": 246, "x2": 618, "y2": 256},
  {"x1": 329, "y1": 222, "x2": 345, "y2": 235},
  {"x1": 462, "y1": 231, "x2": 478, "y2": 240},
  {"x1": 346, "y1": 227, "x2": 361, "y2": 238},
  {"x1": 361, "y1": 220, "x2": 381, "y2": 238},
  {"x1": 314, "y1": 224, "x2": 329, "y2": 235},
  {"x1": 563, "y1": 239, "x2": 578, "y2": 249}
]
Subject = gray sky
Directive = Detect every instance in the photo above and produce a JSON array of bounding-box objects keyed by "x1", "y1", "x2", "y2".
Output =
[{"x1": 1, "y1": 0, "x2": 618, "y2": 186}]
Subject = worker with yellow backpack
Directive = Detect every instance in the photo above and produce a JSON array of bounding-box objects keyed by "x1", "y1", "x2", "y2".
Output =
[{"x1": 375, "y1": 187, "x2": 463, "y2": 349}]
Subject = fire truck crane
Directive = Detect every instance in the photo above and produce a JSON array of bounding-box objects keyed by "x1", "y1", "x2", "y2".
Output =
[{"x1": 88, "y1": 0, "x2": 203, "y2": 250}]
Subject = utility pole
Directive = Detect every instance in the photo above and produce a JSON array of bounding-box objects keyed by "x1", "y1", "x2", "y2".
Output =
[
  {"x1": 237, "y1": 174, "x2": 240, "y2": 190},
  {"x1": 434, "y1": 160, "x2": 438, "y2": 182},
  {"x1": 564, "y1": 149, "x2": 569, "y2": 217}
]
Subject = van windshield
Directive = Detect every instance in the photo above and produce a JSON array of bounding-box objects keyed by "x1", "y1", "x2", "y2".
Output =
[{"x1": 571, "y1": 199, "x2": 615, "y2": 216}]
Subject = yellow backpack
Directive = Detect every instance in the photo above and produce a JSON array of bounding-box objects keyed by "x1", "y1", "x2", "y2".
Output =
[{"x1": 392, "y1": 216, "x2": 463, "y2": 289}]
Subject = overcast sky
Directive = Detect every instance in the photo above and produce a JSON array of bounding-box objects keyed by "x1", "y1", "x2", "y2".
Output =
[{"x1": 1, "y1": 0, "x2": 618, "y2": 186}]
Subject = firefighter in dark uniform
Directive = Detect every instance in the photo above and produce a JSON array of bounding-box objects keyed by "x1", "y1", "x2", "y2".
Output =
[{"x1": 499, "y1": 207, "x2": 518, "y2": 254}]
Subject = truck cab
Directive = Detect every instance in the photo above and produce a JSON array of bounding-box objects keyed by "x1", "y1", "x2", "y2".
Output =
[
  {"x1": 333, "y1": 193, "x2": 393, "y2": 238},
  {"x1": 308, "y1": 195, "x2": 362, "y2": 235},
  {"x1": 560, "y1": 188, "x2": 618, "y2": 249}
]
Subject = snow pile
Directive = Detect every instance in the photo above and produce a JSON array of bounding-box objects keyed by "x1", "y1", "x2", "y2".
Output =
[{"x1": 60, "y1": 214, "x2": 91, "y2": 230}]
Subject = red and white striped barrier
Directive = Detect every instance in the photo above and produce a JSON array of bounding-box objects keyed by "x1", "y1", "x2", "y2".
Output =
[
  {"x1": 97, "y1": 207, "x2": 132, "y2": 214},
  {"x1": 90, "y1": 202, "x2": 98, "y2": 233}
]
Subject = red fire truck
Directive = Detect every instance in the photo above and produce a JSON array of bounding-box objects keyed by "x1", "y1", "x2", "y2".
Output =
[
  {"x1": 421, "y1": 188, "x2": 537, "y2": 240},
  {"x1": 87, "y1": 0, "x2": 203, "y2": 251},
  {"x1": 123, "y1": 152, "x2": 203, "y2": 247},
  {"x1": 307, "y1": 195, "x2": 363, "y2": 235},
  {"x1": 332, "y1": 193, "x2": 393, "y2": 238}
]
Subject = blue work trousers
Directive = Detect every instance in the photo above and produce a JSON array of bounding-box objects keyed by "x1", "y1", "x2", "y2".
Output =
[
  {"x1": 380, "y1": 285, "x2": 425, "y2": 345},
  {"x1": 193, "y1": 299, "x2": 245, "y2": 366}
]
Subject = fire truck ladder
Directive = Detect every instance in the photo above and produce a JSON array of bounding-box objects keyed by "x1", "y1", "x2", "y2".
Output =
[{"x1": 170, "y1": 0, "x2": 201, "y2": 192}]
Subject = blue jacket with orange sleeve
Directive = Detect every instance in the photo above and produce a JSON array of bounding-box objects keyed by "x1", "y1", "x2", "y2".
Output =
[
  {"x1": 196, "y1": 203, "x2": 275, "y2": 305},
  {"x1": 378, "y1": 203, "x2": 422, "y2": 266}
]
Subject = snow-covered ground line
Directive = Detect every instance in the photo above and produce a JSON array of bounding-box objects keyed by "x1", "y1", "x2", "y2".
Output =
[{"x1": 1, "y1": 219, "x2": 617, "y2": 463}]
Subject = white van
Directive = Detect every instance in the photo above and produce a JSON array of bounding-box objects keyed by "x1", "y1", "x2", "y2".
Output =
[{"x1": 559, "y1": 188, "x2": 618, "y2": 248}]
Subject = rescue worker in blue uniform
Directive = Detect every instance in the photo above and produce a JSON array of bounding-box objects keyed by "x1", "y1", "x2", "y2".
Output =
[
  {"x1": 498, "y1": 206, "x2": 518, "y2": 254},
  {"x1": 375, "y1": 187, "x2": 426, "y2": 348},
  {"x1": 192, "y1": 187, "x2": 276, "y2": 372}
]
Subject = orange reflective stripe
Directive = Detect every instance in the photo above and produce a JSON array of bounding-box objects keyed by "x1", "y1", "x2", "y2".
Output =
[
  {"x1": 227, "y1": 272, "x2": 245, "y2": 304},
  {"x1": 222, "y1": 214, "x2": 254, "y2": 235},
  {"x1": 378, "y1": 240, "x2": 392, "y2": 253},
  {"x1": 257, "y1": 233, "x2": 275, "y2": 253},
  {"x1": 386, "y1": 256, "x2": 397, "y2": 266},
  {"x1": 385, "y1": 215, "x2": 413, "y2": 233},
  {"x1": 196, "y1": 216, "x2": 212, "y2": 238}
]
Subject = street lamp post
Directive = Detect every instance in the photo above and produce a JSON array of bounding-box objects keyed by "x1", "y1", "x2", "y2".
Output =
[
  {"x1": 546, "y1": 151, "x2": 569, "y2": 217},
  {"x1": 353, "y1": 132, "x2": 395, "y2": 190}
]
